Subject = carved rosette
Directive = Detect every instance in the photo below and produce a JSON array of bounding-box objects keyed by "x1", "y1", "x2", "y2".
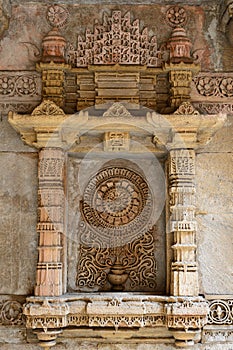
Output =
[
  {"x1": 35, "y1": 148, "x2": 65, "y2": 296},
  {"x1": 168, "y1": 149, "x2": 198, "y2": 297},
  {"x1": 80, "y1": 165, "x2": 153, "y2": 247}
]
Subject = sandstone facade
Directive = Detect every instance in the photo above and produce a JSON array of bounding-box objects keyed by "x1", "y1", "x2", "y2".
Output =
[{"x1": 0, "y1": 1, "x2": 232, "y2": 349}]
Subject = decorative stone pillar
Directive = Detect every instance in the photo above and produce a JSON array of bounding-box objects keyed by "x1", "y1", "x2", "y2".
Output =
[
  {"x1": 35, "y1": 148, "x2": 65, "y2": 297},
  {"x1": 164, "y1": 27, "x2": 199, "y2": 111},
  {"x1": 168, "y1": 149, "x2": 198, "y2": 296}
]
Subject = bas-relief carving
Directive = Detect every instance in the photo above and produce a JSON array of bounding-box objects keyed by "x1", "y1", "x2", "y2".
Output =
[
  {"x1": 0, "y1": 300, "x2": 24, "y2": 326},
  {"x1": 66, "y1": 10, "x2": 161, "y2": 67},
  {"x1": 1, "y1": 3, "x2": 232, "y2": 350},
  {"x1": 104, "y1": 131, "x2": 130, "y2": 152},
  {"x1": 0, "y1": 71, "x2": 41, "y2": 113}
]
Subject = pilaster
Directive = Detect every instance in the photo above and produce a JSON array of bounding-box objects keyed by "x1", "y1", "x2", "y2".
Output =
[
  {"x1": 35, "y1": 148, "x2": 65, "y2": 297},
  {"x1": 168, "y1": 149, "x2": 198, "y2": 297}
]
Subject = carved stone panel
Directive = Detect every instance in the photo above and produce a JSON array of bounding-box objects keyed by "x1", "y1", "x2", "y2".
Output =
[{"x1": 67, "y1": 157, "x2": 166, "y2": 294}]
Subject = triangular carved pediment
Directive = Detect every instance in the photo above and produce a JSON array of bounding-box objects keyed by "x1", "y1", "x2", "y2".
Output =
[
  {"x1": 31, "y1": 100, "x2": 65, "y2": 116},
  {"x1": 102, "y1": 102, "x2": 134, "y2": 119},
  {"x1": 174, "y1": 102, "x2": 200, "y2": 115}
]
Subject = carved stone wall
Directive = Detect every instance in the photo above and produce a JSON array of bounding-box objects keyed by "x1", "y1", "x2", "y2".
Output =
[{"x1": 0, "y1": 1, "x2": 233, "y2": 350}]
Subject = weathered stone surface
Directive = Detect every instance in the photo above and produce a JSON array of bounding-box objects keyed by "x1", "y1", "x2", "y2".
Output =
[
  {"x1": 0, "y1": 152, "x2": 38, "y2": 295},
  {"x1": 0, "y1": 116, "x2": 36, "y2": 152},
  {"x1": 0, "y1": 342, "x2": 233, "y2": 350},
  {"x1": 0, "y1": 326, "x2": 26, "y2": 344},
  {"x1": 0, "y1": 3, "x2": 214, "y2": 71},
  {"x1": 198, "y1": 115, "x2": 233, "y2": 153},
  {"x1": 196, "y1": 153, "x2": 233, "y2": 295}
]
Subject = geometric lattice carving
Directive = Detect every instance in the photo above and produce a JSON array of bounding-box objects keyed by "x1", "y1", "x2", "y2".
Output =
[
  {"x1": 76, "y1": 227, "x2": 157, "y2": 292},
  {"x1": 67, "y1": 10, "x2": 162, "y2": 67}
]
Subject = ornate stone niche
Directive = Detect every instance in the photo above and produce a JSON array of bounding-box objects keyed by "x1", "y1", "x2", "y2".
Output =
[
  {"x1": 8, "y1": 99, "x2": 226, "y2": 349},
  {"x1": 67, "y1": 157, "x2": 165, "y2": 294},
  {"x1": 5, "y1": 5, "x2": 230, "y2": 350}
]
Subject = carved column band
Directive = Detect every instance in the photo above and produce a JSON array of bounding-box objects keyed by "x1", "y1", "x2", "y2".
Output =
[
  {"x1": 168, "y1": 149, "x2": 198, "y2": 296},
  {"x1": 35, "y1": 148, "x2": 65, "y2": 297}
]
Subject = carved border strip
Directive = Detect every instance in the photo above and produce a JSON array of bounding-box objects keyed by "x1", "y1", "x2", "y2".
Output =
[{"x1": 192, "y1": 73, "x2": 233, "y2": 99}]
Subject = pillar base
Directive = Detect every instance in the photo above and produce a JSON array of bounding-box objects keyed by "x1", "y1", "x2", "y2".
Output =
[
  {"x1": 171, "y1": 330, "x2": 201, "y2": 348},
  {"x1": 34, "y1": 329, "x2": 62, "y2": 349}
]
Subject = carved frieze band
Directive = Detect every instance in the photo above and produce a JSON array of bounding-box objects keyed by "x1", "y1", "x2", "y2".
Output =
[
  {"x1": 193, "y1": 74, "x2": 233, "y2": 98},
  {"x1": 0, "y1": 72, "x2": 40, "y2": 97},
  {"x1": 1, "y1": 70, "x2": 233, "y2": 114},
  {"x1": 0, "y1": 71, "x2": 41, "y2": 113}
]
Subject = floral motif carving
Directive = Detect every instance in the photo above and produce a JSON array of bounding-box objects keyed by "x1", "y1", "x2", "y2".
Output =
[
  {"x1": 80, "y1": 165, "x2": 153, "y2": 247},
  {"x1": 76, "y1": 163, "x2": 156, "y2": 292},
  {"x1": 67, "y1": 10, "x2": 162, "y2": 67},
  {"x1": 76, "y1": 228, "x2": 157, "y2": 291},
  {"x1": 174, "y1": 102, "x2": 199, "y2": 115},
  {"x1": 0, "y1": 73, "x2": 40, "y2": 97},
  {"x1": 103, "y1": 102, "x2": 134, "y2": 119},
  {"x1": 208, "y1": 300, "x2": 233, "y2": 325},
  {"x1": 32, "y1": 100, "x2": 65, "y2": 116},
  {"x1": 0, "y1": 300, "x2": 24, "y2": 326},
  {"x1": 165, "y1": 6, "x2": 188, "y2": 28},
  {"x1": 47, "y1": 5, "x2": 69, "y2": 28},
  {"x1": 194, "y1": 75, "x2": 233, "y2": 97}
]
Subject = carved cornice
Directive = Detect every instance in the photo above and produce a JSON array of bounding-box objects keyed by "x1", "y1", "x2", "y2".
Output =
[
  {"x1": 8, "y1": 100, "x2": 88, "y2": 148},
  {"x1": 8, "y1": 101, "x2": 226, "y2": 151}
]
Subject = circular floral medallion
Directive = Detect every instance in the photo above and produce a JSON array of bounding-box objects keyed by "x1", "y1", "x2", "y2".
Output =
[
  {"x1": 47, "y1": 5, "x2": 69, "y2": 28},
  {"x1": 80, "y1": 166, "x2": 153, "y2": 246},
  {"x1": 166, "y1": 6, "x2": 187, "y2": 28},
  {"x1": 208, "y1": 301, "x2": 231, "y2": 324}
]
